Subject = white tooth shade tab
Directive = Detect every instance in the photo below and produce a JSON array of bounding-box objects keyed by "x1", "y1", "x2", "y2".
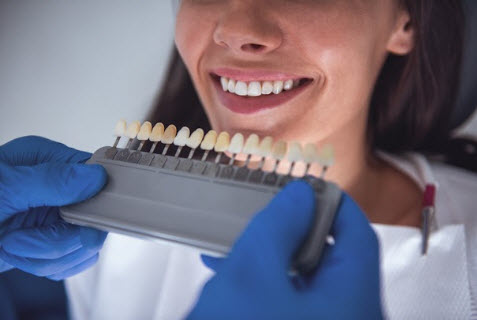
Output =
[
  {"x1": 273, "y1": 81, "x2": 284, "y2": 94},
  {"x1": 173, "y1": 127, "x2": 190, "y2": 146},
  {"x1": 258, "y1": 136, "x2": 273, "y2": 157},
  {"x1": 303, "y1": 143, "x2": 318, "y2": 163},
  {"x1": 288, "y1": 142, "x2": 303, "y2": 162},
  {"x1": 150, "y1": 123, "x2": 165, "y2": 142},
  {"x1": 228, "y1": 133, "x2": 244, "y2": 154},
  {"x1": 235, "y1": 81, "x2": 248, "y2": 96},
  {"x1": 272, "y1": 140, "x2": 287, "y2": 160},
  {"x1": 201, "y1": 130, "x2": 218, "y2": 150},
  {"x1": 319, "y1": 144, "x2": 335, "y2": 167},
  {"x1": 137, "y1": 122, "x2": 152, "y2": 141},
  {"x1": 247, "y1": 82, "x2": 261, "y2": 97},
  {"x1": 186, "y1": 128, "x2": 204, "y2": 149},
  {"x1": 214, "y1": 132, "x2": 230, "y2": 152},
  {"x1": 126, "y1": 121, "x2": 141, "y2": 139},
  {"x1": 114, "y1": 119, "x2": 127, "y2": 137},
  {"x1": 243, "y1": 134, "x2": 260, "y2": 154},
  {"x1": 161, "y1": 125, "x2": 177, "y2": 144}
]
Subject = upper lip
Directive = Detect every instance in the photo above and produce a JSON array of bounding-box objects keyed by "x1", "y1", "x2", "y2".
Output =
[{"x1": 210, "y1": 67, "x2": 312, "y2": 82}]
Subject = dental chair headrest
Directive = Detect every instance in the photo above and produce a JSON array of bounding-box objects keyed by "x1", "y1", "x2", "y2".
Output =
[{"x1": 454, "y1": 0, "x2": 477, "y2": 128}]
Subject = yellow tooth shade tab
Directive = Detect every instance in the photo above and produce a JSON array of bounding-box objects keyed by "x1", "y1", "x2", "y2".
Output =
[
  {"x1": 243, "y1": 134, "x2": 260, "y2": 155},
  {"x1": 137, "y1": 121, "x2": 152, "y2": 141},
  {"x1": 186, "y1": 128, "x2": 204, "y2": 149},
  {"x1": 319, "y1": 144, "x2": 335, "y2": 167},
  {"x1": 173, "y1": 127, "x2": 190, "y2": 147},
  {"x1": 214, "y1": 132, "x2": 230, "y2": 152},
  {"x1": 303, "y1": 143, "x2": 319, "y2": 163},
  {"x1": 126, "y1": 121, "x2": 141, "y2": 139},
  {"x1": 228, "y1": 133, "x2": 244, "y2": 154},
  {"x1": 257, "y1": 136, "x2": 273, "y2": 158},
  {"x1": 114, "y1": 119, "x2": 127, "y2": 137},
  {"x1": 201, "y1": 130, "x2": 218, "y2": 150},
  {"x1": 161, "y1": 125, "x2": 177, "y2": 144},
  {"x1": 150, "y1": 123, "x2": 165, "y2": 142},
  {"x1": 272, "y1": 140, "x2": 287, "y2": 160},
  {"x1": 288, "y1": 142, "x2": 304, "y2": 163}
]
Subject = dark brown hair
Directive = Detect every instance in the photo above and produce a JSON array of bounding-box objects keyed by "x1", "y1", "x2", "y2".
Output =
[{"x1": 149, "y1": 1, "x2": 465, "y2": 156}]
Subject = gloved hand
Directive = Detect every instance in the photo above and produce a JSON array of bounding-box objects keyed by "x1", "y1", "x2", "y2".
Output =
[
  {"x1": 0, "y1": 136, "x2": 107, "y2": 280},
  {"x1": 188, "y1": 180, "x2": 383, "y2": 320}
]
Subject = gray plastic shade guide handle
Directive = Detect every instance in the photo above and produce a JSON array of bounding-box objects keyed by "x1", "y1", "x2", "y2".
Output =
[{"x1": 60, "y1": 146, "x2": 342, "y2": 276}]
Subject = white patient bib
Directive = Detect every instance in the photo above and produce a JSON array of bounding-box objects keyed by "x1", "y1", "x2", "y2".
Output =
[{"x1": 373, "y1": 223, "x2": 471, "y2": 319}]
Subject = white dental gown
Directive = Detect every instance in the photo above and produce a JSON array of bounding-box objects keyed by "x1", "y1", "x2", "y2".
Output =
[{"x1": 65, "y1": 153, "x2": 477, "y2": 320}]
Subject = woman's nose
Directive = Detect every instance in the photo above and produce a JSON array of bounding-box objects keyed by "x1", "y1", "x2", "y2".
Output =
[{"x1": 213, "y1": 6, "x2": 282, "y2": 56}]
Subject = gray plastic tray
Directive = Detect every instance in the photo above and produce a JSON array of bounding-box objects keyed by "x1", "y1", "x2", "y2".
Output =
[{"x1": 60, "y1": 146, "x2": 342, "y2": 275}]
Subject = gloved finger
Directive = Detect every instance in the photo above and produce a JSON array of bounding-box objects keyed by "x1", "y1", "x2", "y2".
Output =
[
  {"x1": 229, "y1": 180, "x2": 316, "y2": 272},
  {"x1": 46, "y1": 253, "x2": 99, "y2": 281},
  {"x1": 310, "y1": 193, "x2": 380, "y2": 289},
  {"x1": 0, "y1": 136, "x2": 92, "y2": 166},
  {"x1": 323, "y1": 193, "x2": 379, "y2": 261},
  {"x1": 0, "y1": 222, "x2": 106, "y2": 259},
  {"x1": 0, "y1": 237, "x2": 104, "y2": 277},
  {"x1": 200, "y1": 254, "x2": 225, "y2": 272},
  {"x1": 0, "y1": 162, "x2": 107, "y2": 216}
]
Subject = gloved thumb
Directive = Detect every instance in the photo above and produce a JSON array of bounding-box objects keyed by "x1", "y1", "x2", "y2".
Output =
[
  {"x1": 200, "y1": 254, "x2": 224, "y2": 272},
  {"x1": 0, "y1": 162, "x2": 107, "y2": 216},
  {"x1": 228, "y1": 180, "x2": 316, "y2": 271}
]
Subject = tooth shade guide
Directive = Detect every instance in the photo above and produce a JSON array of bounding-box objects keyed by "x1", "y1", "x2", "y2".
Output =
[
  {"x1": 137, "y1": 122, "x2": 153, "y2": 151},
  {"x1": 286, "y1": 142, "x2": 303, "y2": 176},
  {"x1": 149, "y1": 123, "x2": 165, "y2": 153},
  {"x1": 160, "y1": 125, "x2": 177, "y2": 155},
  {"x1": 173, "y1": 127, "x2": 191, "y2": 157},
  {"x1": 227, "y1": 133, "x2": 245, "y2": 165},
  {"x1": 125, "y1": 121, "x2": 141, "y2": 149},
  {"x1": 303, "y1": 143, "x2": 318, "y2": 175},
  {"x1": 318, "y1": 144, "x2": 335, "y2": 178},
  {"x1": 113, "y1": 119, "x2": 127, "y2": 148}
]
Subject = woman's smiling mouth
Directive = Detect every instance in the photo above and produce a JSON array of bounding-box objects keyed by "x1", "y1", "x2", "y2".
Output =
[{"x1": 210, "y1": 68, "x2": 314, "y2": 114}]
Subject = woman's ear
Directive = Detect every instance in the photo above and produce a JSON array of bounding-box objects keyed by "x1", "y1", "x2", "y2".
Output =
[{"x1": 387, "y1": 9, "x2": 414, "y2": 55}]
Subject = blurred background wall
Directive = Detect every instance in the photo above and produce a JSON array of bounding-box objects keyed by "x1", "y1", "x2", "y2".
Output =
[
  {"x1": 0, "y1": 0, "x2": 175, "y2": 151},
  {"x1": 0, "y1": 1, "x2": 476, "y2": 152}
]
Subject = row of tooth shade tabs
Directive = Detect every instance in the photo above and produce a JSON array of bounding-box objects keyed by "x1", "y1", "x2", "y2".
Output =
[{"x1": 113, "y1": 120, "x2": 334, "y2": 170}]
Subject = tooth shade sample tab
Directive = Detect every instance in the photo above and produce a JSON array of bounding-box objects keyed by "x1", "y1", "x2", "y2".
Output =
[
  {"x1": 161, "y1": 125, "x2": 177, "y2": 144},
  {"x1": 150, "y1": 123, "x2": 165, "y2": 142},
  {"x1": 272, "y1": 141, "x2": 287, "y2": 160},
  {"x1": 201, "y1": 130, "x2": 218, "y2": 150},
  {"x1": 243, "y1": 134, "x2": 260, "y2": 155},
  {"x1": 288, "y1": 142, "x2": 304, "y2": 163},
  {"x1": 174, "y1": 127, "x2": 191, "y2": 147},
  {"x1": 258, "y1": 137, "x2": 274, "y2": 157},
  {"x1": 126, "y1": 121, "x2": 141, "y2": 139},
  {"x1": 228, "y1": 133, "x2": 245, "y2": 154},
  {"x1": 137, "y1": 122, "x2": 153, "y2": 141},
  {"x1": 114, "y1": 120, "x2": 127, "y2": 137},
  {"x1": 186, "y1": 128, "x2": 205, "y2": 149},
  {"x1": 215, "y1": 132, "x2": 231, "y2": 152}
]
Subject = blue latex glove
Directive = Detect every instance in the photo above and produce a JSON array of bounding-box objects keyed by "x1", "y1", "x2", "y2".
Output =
[
  {"x1": 0, "y1": 136, "x2": 107, "y2": 280},
  {"x1": 188, "y1": 181, "x2": 383, "y2": 320}
]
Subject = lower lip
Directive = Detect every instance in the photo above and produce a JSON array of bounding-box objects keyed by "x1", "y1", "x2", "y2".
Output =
[{"x1": 212, "y1": 77, "x2": 312, "y2": 114}]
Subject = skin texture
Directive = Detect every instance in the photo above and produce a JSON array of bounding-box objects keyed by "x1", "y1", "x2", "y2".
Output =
[{"x1": 175, "y1": 0, "x2": 421, "y2": 227}]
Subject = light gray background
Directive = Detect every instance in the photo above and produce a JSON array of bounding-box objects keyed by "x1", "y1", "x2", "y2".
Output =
[
  {"x1": 0, "y1": 1, "x2": 175, "y2": 152},
  {"x1": 0, "y1": 1, "x2": 475, "y2": 153}
]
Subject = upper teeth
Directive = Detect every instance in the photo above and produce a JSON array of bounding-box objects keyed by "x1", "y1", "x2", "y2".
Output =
[{"x1": 220, "y1": 77, "x2": 301, "y2": 97}]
